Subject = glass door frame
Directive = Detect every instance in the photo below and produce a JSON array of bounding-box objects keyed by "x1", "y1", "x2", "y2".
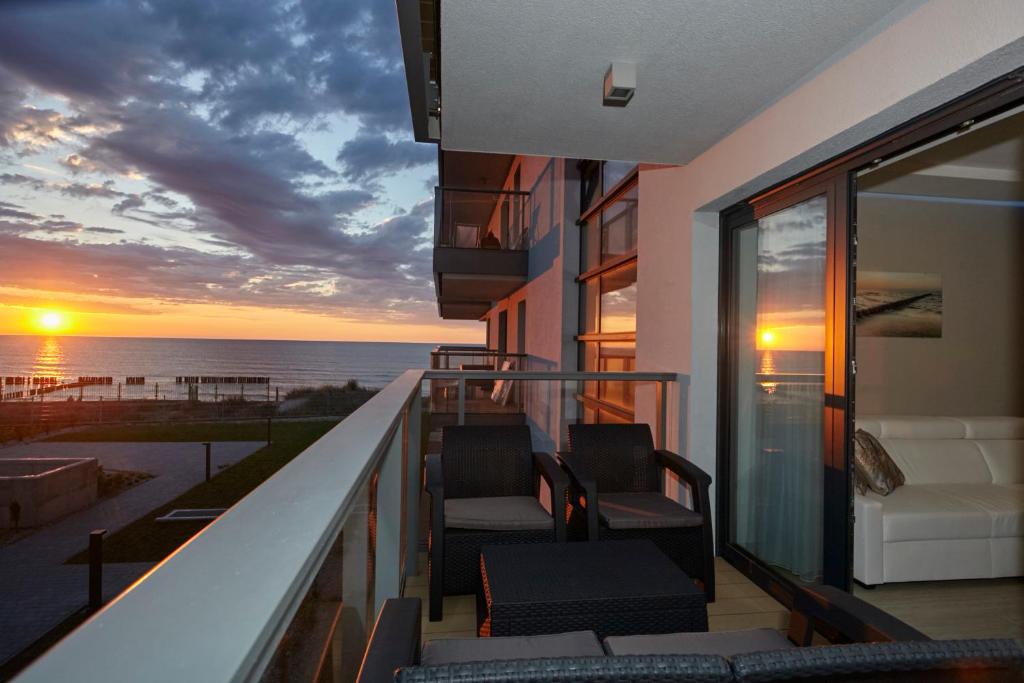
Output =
[
  {"x1": 715, "y1": 66, "x2": 1024, "y2": 603},
  {"x1": 717, "y1": 175, "x2": 854, "y2": 598}
]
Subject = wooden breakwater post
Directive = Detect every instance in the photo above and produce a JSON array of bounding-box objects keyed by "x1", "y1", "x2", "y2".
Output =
[
  {"x1": 88, "y1": 529, "x2": 106, "y2": 612},
  {"x1": 203, "y1": 442, "x2": 212, "y2": 482},
  {"x1": 856, "y1": 293, "x2": 931, "y2": 320}
]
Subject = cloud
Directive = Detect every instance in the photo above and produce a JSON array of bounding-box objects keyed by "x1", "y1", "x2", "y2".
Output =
[
  {"x1": 0, "y1": 0, "x2": 448, "y2": 328},
  {"x1": 337, "y1": 130, "x2": 436, "y2": 182},
  {"x1": 0, "y1": 228, "x2": 438, "y2": 322},
  {"x1": 60, "y1": 153, "x2": 101, "y2": 174},
  {"x1": 59, "y1": 180, "x2": 127, "y2": 200},
  {"x1": 0, "y1": 200, "x2": 40, "y2": 221},
  {"x1": 0, "y1": 173, "x2": 47, "y2": 190},
  {"x1": 0, "y1": 290, "x2": 156, "y2": 316},
  {"x1": 80, "y1": 105, "x2": 369, "y2": 264}
]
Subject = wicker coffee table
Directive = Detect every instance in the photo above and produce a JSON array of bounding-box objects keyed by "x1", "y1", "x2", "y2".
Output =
[{"x1": 478, "y1": 539, "x2": 708, "y2": 638}]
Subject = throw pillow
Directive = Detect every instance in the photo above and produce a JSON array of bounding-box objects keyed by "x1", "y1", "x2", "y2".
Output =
[{"x1": 853, "y1": 429, "x2": 905, "y2": 496}]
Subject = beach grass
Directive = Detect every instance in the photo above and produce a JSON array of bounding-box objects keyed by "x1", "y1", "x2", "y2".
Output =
[{"x1": 64, "y1": 419, "x2": 338, "y2": 563}]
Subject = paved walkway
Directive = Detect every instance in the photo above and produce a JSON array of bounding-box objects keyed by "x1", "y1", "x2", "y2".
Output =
[{"x1": 0, "y1": 441, "x2": 264, "y2": 666}]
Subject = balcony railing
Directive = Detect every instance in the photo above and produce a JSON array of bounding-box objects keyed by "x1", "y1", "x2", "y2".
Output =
[
  {"x1": 428, "y1": 347, "x2": 530, "y2": 418},
  {"x1": 429, "y1": 345, "x2": 528, "y2": 370},
  {"x1": 15, "y1": 369, "x2": 683, "y2": 683},
  {"x1": 434, "y1": 187, "x2": 531, "y2": 250}
]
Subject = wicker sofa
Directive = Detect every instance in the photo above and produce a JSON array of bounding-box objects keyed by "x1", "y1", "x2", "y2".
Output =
[
  {"x1": 854, "y1": 416, "x2": 1024, "y2": 586},
  {"x1": 356, "y1": 588, "x2": 1023, "y2": 682}
]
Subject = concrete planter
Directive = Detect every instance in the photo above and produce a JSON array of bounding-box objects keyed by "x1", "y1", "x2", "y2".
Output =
[{"x1": 0, "y1": 458, "x2": 99, "y2": 528}]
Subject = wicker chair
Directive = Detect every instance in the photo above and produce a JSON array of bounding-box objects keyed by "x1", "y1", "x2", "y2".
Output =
[
  {"x1": 560, "y1": 424, "x2": 715, "y2": 601},
  {"x1": 425, "y1": 425, "x2": 568, "y2": 621}
]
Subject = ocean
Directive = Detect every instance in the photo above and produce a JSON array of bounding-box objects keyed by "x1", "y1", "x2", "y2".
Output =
[{"x1": 0, "y1": 335, "x2": 445, "y2": 401}]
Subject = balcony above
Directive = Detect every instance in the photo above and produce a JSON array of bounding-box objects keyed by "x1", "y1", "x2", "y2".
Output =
[{"x1": 434, "y1": 187, "x2": 530, "y2": 320}]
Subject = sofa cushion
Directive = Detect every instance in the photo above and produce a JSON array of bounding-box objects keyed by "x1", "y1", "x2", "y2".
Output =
[
  {"x1": 878, "y1": 486, "x2": 992, "y2": 542},
  {"x1": 929, "y1": 484, "x2": 1024, "y2": 538},
  {"x1": 859, "y1": 416, "x2": 966, "y2": 440},
  {"x1": 880, "y1": 439, "x2": 992, "y2": 486},
  {"x1": 960, "y1": 417, "x2": 1024, "y2": 440},
  {"x1": 420, "y1": 630, "x2": 603, "y2": 666},
  {"x1": 444, "y1": 496, "x2": 553, "y2": 531},
  {"x1": 603, "y1": 628, "x2": 793, "y2": 657},
  {"x1": 598, "y1": 492, "x2": 703, "y2": 530},
  {"x1": 976, "y1": 441, "x2": 1024, "y2": 485},
  {"x1": 854, "y1": 430, "x2": 904, "y2": 496}
]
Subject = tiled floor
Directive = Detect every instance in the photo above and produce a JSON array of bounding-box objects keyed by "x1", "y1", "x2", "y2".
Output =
[
  {"x1": 406, "y1": 550, "x2": 1024, "y2": 644},
  {"x1": 405, "y1": 554, "x2": 789, "y2": 642},
  {"x1": 854, "y1": 577, "x2": 1024, "y2": 640}
]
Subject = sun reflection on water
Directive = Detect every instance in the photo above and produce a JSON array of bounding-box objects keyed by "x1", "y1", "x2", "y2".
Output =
[
  {"x1": 759, "y1": 350, "x2": 778, "y2": 394},
  {"x1": 32, "y1": 337, "x2": 67, "y2": 379}
]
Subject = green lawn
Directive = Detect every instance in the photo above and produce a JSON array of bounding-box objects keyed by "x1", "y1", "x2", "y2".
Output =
[
  {"x1": 44, "y1": 420, "x2": 282, "y2": 443},
  {"x1": 64, "y1": 419, "x2": 338, "y2": 563}
]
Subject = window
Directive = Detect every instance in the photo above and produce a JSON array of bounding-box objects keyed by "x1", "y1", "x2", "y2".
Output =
[
  {"x1": 602, "y1": 160, "x2": 635, "y2": 194},
  {"x1": 577, "y1": 160, "x2": 638, "y2": 423}
]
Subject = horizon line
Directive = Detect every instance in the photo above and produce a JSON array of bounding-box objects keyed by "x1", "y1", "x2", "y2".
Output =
[{"x1": 0, "y1": 332, "x2": 483, "y2": 345}]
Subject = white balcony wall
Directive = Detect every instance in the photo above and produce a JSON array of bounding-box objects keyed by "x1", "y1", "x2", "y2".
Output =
[{"x1": 635, "y1": 0, "x2": 1024, "y2": 526}]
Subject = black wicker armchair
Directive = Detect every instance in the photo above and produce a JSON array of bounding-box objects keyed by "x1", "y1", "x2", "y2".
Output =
[
  {"x1": 425, "y1": 425, "x2": 568, "y2": 621},
  {"x1": 560, "y1": 423, "x2": 715, "y2": 601}
]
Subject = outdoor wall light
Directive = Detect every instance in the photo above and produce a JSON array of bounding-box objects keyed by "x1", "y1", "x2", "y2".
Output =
[{"x1": 603, "y1": 61, "x2": 635, "y2": 107}]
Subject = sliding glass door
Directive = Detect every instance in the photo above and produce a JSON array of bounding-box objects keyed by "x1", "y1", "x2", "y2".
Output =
[
  {"x1": 718, "y1": 67, "x2": 1024, "y2": 597},
  {"x1": 720, "y1": 180, "x2": 853, "y2": 592},
  {"x1": 730, "y1": 195, "x2": 828, "y2": 582}
]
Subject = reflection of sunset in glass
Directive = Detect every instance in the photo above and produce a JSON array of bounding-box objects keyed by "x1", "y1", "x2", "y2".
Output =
[{"x1": 31, "y1": 310, "x2": 71, "y2": 334}]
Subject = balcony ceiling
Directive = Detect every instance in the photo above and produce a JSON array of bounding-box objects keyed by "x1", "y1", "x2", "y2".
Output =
[
  {"x1": 440, "y1": 0, "x2": 910, "y2": 164},
  {"x1": 441, "y1": 149, "x2": 515, "y2": 190}
]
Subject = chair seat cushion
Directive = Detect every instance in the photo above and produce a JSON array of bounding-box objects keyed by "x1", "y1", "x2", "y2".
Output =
[
  {"x1": 444, "y1": 496, "x2": 553, "y2": 531},
  {"x1": 420, "y1": 630, "x2": 603, "y2": 665},
  {"x1": 598, "y1": 492, "x2": 703, "y2": 530},
  {"x1": 603, "y1": 628, "x2": 793, "y2": 657}
]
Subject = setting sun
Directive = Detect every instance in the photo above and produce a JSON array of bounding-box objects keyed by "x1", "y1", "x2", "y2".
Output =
[
  {"x1": 32, "y1": 310, "x2": 71, "y2": 334},
  {"x1": 759, "y1": 329, "x2": 777, "y2": 347}
]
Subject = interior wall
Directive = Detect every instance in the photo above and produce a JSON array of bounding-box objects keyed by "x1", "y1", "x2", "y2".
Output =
[{"x1": 855, "y1": 196, "x2": 1024, "y2": 416}]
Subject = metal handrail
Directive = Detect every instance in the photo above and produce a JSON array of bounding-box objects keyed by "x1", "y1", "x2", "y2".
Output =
[
  {"x1": 424, "y1": 370, "x2": 683, "y2": 449},
  {"x1": 16, "y1": 370, "x2": 426, "y2": 683},
  {"x1": 438, "y1": 186, "x2": 530, "y2": 196},
  {"x1": 423, "y1": 370, "x2": 678, "y2": 380},
  {"x1": 429, "y1": 350, "x2": 529, "y2": 358}
]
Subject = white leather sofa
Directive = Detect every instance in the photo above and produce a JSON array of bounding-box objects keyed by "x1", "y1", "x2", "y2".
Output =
[{"x1": 854, "y1": 416, "x2": 1024, "y2": 586}]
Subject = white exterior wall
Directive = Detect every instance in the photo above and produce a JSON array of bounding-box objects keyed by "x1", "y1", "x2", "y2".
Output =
[
  {"x1": 635, "y1": 0, "x2": 1024, "y2": 524},
  {"x1": 482, "y1": 155, "x2": 581, "y2": 450}
]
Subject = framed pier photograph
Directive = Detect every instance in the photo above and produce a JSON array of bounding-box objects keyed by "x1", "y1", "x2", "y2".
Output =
[{"x1": 855, "y1": 271, "x2": 943, "y2": 338}]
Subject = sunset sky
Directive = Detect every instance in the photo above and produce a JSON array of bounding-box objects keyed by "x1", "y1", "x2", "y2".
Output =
[{"x1": 0, "y1": 0, "x2": 480, "y2": 343}]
